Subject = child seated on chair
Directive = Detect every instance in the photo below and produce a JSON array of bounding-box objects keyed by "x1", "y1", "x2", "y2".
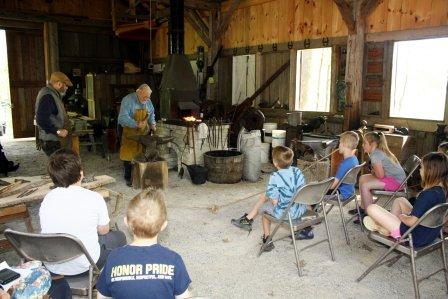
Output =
[
  {"x1": 96, "y1": 188, "x2": 192, "y2": 299},
  {"x1": 363, "y1": 152, "x2": 448, "y2": 247},
  {"x1": 39, "y1": 149, "x2": 127, "y2": 276},
  {"x1": 324, "y1": 131, "x2": 360, "y2": 201},
  {"x1": 355, "y1": 132, "x2": 406, "y2": 221},
  {"x1": 231, "y1": 146, "x2": 307, "y2": 251}
]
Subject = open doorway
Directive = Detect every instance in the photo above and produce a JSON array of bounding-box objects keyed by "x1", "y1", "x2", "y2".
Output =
[{"x1": 0, "y1": 29, "x2": 13, "y2": 140}]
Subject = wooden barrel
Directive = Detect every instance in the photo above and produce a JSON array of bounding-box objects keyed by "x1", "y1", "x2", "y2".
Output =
[{"x1": 204, "y1": 150, "x2": 243, "y2": 184}]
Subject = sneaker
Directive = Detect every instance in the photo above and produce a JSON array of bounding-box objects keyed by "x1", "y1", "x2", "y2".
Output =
[
  {"x1": 353, "y1": 211, "x2": 366, "y2": 225},
  {"x1": 349, "y1": 207, "x2": 365, "y2": 215},
  {"x1": 363, "y1": 216, "x2": 389, "y2": 236},
  {"x1": 126, "y1": 180, "x2": 132, "y2": 187},
  {"x1": 231, "y1": 214, "x2": 253, "y2": 232},
  {"x1": 293, "y1": 227, "x2": 314, "y2": 240},
  {"x1": 261, "y1": 235, "x2": 275, "y2": 252}
]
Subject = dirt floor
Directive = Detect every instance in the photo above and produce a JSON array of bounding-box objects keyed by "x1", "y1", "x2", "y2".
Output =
[{"x1": 1, "y1": 138, "x2": 447, "y2": 298}]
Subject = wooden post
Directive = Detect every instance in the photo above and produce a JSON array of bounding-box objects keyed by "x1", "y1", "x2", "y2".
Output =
[
  {"x1": 343, "y1": 2, "x2": 365, "y2": 130},
  {"x1": 43, "y1": 22, "x2": 59, "y2": 79},
  {"x1": 255, "y1": 52, "x2": 263, "y2": 106},
  {"x1": 334, "y1": 0, "x2": 380, "y2": 130},
  {"x1": 288, "y1": 49, "x2": 297, "y2": 111}
]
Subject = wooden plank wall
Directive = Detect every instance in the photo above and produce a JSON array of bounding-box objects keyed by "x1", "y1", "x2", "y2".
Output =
[
  {"x1": 222, "y1": 0, "x2": 347, "y2": 48},
  {"x1": 92, "y1": 74, "x2": 149, "y2": 120},
  {"x1": 367, "y1": 0, "x2": 448, "y2": 33},
  {"x1": 260, "y1": 51, "x2": 290, "y2": 107},
  {"x1": 152, "y1": 0, "x2": 448, "y2": 59},
  {"x1": 0, "y1": 0, "x2": 112, "y2": 20},
  {"x1": 152, "y1": 21, "x2": 207, "y2": 58},
  {"x1": 59, "y1": 25, "x2": 123, "y2": 75}
]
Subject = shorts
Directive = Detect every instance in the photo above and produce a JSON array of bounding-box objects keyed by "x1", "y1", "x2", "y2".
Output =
[
  {"x1": 259, "y1": 202, "x2": 306, "y2": 220},
  {"x1": 379, "y1": 176, "x2": 402, "y2": 191},
  {"x1": 259, "y1": 202, "x2": 276, "y2": 217}
]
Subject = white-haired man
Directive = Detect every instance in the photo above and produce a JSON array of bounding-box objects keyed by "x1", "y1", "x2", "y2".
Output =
[{"x1": 118, "y1": 84, "x2": 156, "y2": 186}]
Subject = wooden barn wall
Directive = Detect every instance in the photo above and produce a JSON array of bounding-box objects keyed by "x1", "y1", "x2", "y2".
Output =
[
  {"x1": 366, "y1": 0, "x2": 448, "y2": 33},
  {"x1": 58, "y1": 25, "x2": 123, "y2": 75},
  {"x1": 152, "y1": 21, "x2": 207, "y2": 59},
  {"x1": 152, "y1": 0, "x2": 448, "y2": 59},
  {"x1": 0, "y1": 0, "x2": 112, "y2": 20},
  {"x1": 92, "y1": 74, "x2": 149, "y2": 120},
  {"x1": 221, "y1": 0, "x2": 347, "y2": 49},
  {"x1": 260, "y1": 51, "x2": 290, "y2": 108}
]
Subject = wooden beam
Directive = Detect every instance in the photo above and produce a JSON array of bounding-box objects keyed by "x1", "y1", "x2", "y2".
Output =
[
  {"x1": 111, "y1": 0, "x2": 117, "y2": 30},
  {"x1": 185, "y1": 10, "x2": 211, "y2": 47},
  {"x1": 333, "y1": 0, "x2": 355, "y2": 33},
  {"x1": 156, "y1": 0, "x2": 219, "y2": 10},
  {"x1": 189, "y1": 9, "x2": 209, "y2": 37},
  {"x1": 43, "y1": 22, "x2": 59, "y2": 80},
  {"x1": 0, "y1": 10, "x2": 111, "y2": 27},
  {"x1": 214, "y1": 0, "x2": 242, "y2": 41},
  {"x1": 360, "y1": 0, "x2": 381, "y2": 19},
  {"x1": 366, "y1": 25, "x2": 448, "y2": 42}
]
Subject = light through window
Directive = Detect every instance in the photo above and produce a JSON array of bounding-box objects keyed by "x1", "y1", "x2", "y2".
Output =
[
  {"x1": 295, "y1": 47, "x2": 332, "y2": 112},
  {"x1": 390, "y1": 38, "x2": 448, "y2": 121}
]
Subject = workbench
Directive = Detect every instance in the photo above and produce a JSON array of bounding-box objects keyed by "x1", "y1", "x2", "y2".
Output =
[{"x1": 0, "y1": 175, "x2": 121, "y2": 249}]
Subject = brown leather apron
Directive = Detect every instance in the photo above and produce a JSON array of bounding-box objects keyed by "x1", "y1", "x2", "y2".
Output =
[{"x1": 119, "y1": 109, "x2": 149, "y2": 161}]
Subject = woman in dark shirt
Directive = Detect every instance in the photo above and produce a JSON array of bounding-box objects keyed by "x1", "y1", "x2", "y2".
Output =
[{"x1": 363, "y1": 152, "x2": 448, "y2": 247}]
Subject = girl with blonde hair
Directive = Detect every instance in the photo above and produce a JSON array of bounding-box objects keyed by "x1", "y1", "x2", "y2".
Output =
[{"x1": 355, "y1": 132, "x2": 406, "y2": 220}]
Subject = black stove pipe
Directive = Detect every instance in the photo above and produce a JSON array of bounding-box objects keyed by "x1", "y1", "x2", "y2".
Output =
[{"x1": 168, "y1": 0, "x2": 184, "y2": 55}]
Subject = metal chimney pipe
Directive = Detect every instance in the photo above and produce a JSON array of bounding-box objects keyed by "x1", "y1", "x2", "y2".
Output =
[{"x1": 168, "y1": 0, "x2": 184, "y2": 55}]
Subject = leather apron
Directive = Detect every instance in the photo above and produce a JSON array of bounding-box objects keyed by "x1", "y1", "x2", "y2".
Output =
[{"x1": 119, "y1": 109, "x2": 148, "y2": 161}]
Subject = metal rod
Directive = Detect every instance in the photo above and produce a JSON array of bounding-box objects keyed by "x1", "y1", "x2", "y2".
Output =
[{"x1": 191, "y1": 125, "x2": 196, "y2": 164}]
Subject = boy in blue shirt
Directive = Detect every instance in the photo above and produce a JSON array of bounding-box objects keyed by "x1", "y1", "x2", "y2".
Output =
[
  {"x1": 231, "y1": 146, "x2": 306, "y2": 252},
  {"x1": 97, "y1": 188, "x2": 191, "y2": 299},
  {"x1": 325, "y1": 131, "x2": 360, "y2": 201}
]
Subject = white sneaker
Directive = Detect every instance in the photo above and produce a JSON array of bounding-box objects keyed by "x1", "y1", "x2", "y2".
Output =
[{"x1": 363, "y1": 216, "x2": 389, "y2": 236}]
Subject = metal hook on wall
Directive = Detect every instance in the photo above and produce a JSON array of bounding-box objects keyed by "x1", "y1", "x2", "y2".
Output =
[{"x1": 304, "y1": 39, "x2": 311, "y2": 49}]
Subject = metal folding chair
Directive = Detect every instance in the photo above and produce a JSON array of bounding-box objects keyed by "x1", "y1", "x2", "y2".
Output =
[
  {"x1": 324, "y1": 162, "x2": 366, "y2": 245},
  {"x1": 258, "y1": 177, "x2": 335, "y2": 276},
  {"x1": 371, "y1": 155, "x2": 421, "y2": 208},
  {"x1": 357, "y1": 203, "x2": 448, "y2": 299},
  {"x1": 4, "y1": 228, "x2": 100, "y2": 299}
]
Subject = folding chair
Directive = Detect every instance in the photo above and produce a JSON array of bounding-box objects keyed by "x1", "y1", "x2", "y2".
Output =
[
  {"x1": 4, "y1": 228, "x2": 100, "y2": 299},
  {"x1": 371, "y1": 155, "x2": 421, "y2": 208},
  {"x1": 357, "y1": 203, "x2": 448, "y2": 299},
  {"x1": 258, "y1": 177, "x2": 335, "y2": 276},
  {"x1": 324, "y1": 162, "x2": 366, "y2": 245}
]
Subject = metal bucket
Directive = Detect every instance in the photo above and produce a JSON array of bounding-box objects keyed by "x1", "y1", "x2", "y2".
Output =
[{"x1": 204, "y1": 150, "x2": 243, "y2": 184}]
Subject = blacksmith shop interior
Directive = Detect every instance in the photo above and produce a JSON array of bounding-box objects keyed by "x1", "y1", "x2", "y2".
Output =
[{"x1": 0, "y1": 0, "x2": 448, "y2": 298}]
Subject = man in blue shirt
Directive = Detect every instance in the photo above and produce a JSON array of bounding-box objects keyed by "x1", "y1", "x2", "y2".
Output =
[{"x1": 118, "y1": 84, "x2": 156, "y2": 186}]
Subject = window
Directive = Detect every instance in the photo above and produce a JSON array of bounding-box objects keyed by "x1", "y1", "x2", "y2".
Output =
[
  {"x1": 390, "y1": 38, "x2": 448, "y2": 121},
  {"x1": 295, "y1": 47, "x2": 332, "y2": 112},
  {"x1": 232, "y1": 55, "x2": 255, "y2": 105}
]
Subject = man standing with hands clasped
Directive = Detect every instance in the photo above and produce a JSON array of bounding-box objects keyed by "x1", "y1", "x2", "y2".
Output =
[
  {"x1": 35, "y1": 71, "x2": 72, "y2": 156},
  {"x1": 118, "y1": 84, "x2": 156, "y2": 187}
]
